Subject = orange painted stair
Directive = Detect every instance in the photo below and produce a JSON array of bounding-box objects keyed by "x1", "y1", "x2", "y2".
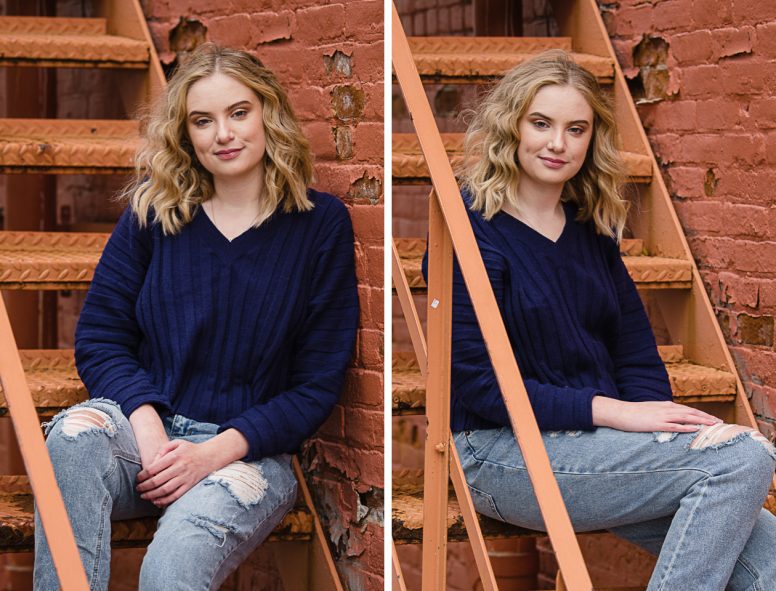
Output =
[
  {"x1": 392, "y1": 132, "x2": 653, "y2": 184},
  {"x1": 0, "y1": 17, "x2": 149, "y2": 68},
  {"x1": 0, "y1": 119, "x2": 138, "y2": 173},
  {"x1": 407, "y1": 37, "x2": 613, "y2": 84},
  {"x1": 394, "y1": 237, "x2": 693, "y2": 292},
  {"x1": 392, "y1": 344, "x2": 737, "y2": 416},
  {"x1": 0, "y1": 475, "x2": 312, "y2": 551},
  {"x1": 0, "y1": 231, "x2": 108, "y2": 289}
]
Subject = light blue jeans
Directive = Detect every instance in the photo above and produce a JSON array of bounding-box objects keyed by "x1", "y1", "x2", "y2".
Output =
[
  {"x1": 455, "y1": 425, "x2": 776, "y2": 591},
  {"x1": 33, "y1": 398, "x2": 297, "y2": 591}
]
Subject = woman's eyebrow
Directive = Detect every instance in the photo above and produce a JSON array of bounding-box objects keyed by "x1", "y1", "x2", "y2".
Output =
[
  {"x1": 188, "y1": 100, "x2": 253, "y2": 118},
  {"x1": 527, "y1": 111, "x2": 591, "y2": 126}
]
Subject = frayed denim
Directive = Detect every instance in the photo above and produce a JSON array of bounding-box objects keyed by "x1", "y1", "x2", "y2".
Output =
[
  {"x1": 455, "y1": 426, "x2": 776, "y2": 591},
  {"x1": 33, "y1": 398, "x2": 297, "y2": 591}
]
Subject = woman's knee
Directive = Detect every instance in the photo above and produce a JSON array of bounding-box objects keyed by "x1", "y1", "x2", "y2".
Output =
[
  {"x1": 690, "y1": 423, "x2": 776, "y2": 480},
  {"x1": 43, "y1": 399, "x2": 123, "y2": 461}
]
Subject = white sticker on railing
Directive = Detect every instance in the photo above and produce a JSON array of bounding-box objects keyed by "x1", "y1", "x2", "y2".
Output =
[{"x1": 431, "y1": 299, "x2": 440, "y2": 309}]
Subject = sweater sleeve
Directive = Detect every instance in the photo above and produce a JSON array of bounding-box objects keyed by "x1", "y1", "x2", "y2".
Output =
[
  {"x1": 447, "y1": 251, "x2": 599, "y2": 431},
  {"x1": 606, "y1": 239, "x2": 672, "y2": 402},
  {"x1": 74, "y1": 207, "x2": 173, "y2": 418},
  {"x1": 218, "y1": 203, "x2": 359, "y2": 461}
]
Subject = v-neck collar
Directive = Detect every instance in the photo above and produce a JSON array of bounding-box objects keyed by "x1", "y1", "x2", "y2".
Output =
[
  {"x1": 495, "y1": 201, "x2": 573, "y2": 251},
  {"x1": 193, "y1": 205, "x2": 266, "y2": 263}
]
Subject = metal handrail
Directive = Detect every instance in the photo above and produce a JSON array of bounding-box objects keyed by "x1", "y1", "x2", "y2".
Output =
[
  {"x1": 392, "y1": 2, "x2": 593, "y2": 589},
  {"x1": 0, "y1": 300, "x2": 89, "y2": 589}
]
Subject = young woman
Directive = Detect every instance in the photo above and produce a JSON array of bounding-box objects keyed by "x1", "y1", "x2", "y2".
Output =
[
  {"x1": 34, "y1": 43, "x2": 359, "y2": 590},
  {"x1": 443, "y1": 50, "x2": 776, "y2": 590}
]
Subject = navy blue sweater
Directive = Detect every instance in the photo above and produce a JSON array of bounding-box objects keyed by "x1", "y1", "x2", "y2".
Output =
[
  {"x1": 75, "y1": 190, "x2": 359, "y2": 461},
  {"x1": 424, "y1": 193, "x2": 671, "y2": 433}
]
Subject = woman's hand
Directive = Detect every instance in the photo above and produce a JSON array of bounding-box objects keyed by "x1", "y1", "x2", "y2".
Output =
[
  {"x1": 136, "y1": 440, "x2": 215, "y2": 506},
  {"x1": 592, "y1": 396, "x2": 723, "y2": 432},
  {"x1": 129, "y1": 404, "x2": 169, "y2": 471},
  {"x1": 136, "y1": 428, "x2": 250, "y2": 507}
]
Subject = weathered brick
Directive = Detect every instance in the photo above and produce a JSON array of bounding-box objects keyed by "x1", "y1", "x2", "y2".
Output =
[
  {"x1": 711, "y1": 26, "x2": 755, "y2": 60},
  {"x1": 344, "y1": 406, "x2": 384, "y2": 447},
  {"x1": 672, "y1": 30, "x2": 714, "y2": 64},
  {"x1": 249, "y1": 11, "x2": 293, "y2": 45},
  {"x1": 207, "y1": 13, "x2": 252, "y2": 47},
  {"x1": 294, "y1": 4, "x2": 346, "y2": 44},
  {"x1": 735, "y1": 313, "x2": 774, "y2": 347}
]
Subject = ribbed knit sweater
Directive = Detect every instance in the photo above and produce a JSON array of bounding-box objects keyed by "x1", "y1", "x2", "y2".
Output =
[
  {"x1": 426, "y1": 192, "x2": 672, "y2": 433},
  {"x1": 75, "y1": 190, "x2": 359, "y2": 461}
]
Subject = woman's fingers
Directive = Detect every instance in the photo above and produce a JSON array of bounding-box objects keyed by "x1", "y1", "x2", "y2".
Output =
[
  {"x1": 141, "y1": 476, "x2": 184, "y2": 502},
  {"x1": 137, "y1": 463, "x2": 180, "y2": 494}
]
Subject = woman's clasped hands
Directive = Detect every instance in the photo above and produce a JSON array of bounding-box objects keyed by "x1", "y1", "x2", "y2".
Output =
[{"x1": 136, "y1": 439, "x2": 218, "y2": 507}]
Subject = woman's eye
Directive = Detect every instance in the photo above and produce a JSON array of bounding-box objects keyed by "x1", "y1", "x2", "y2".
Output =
[
  {"x1": 569, "y1": 126, "x2": 586, "y2": 135},
  {"x1": 232, "y1": 109, "x2": 248, "y2": 119},
  {"x1": 533, "y1": 120, "x2": 549, "y2": 129},
  {"x1": 193, "y1": 118, "x2": 211, "y2": 128}
]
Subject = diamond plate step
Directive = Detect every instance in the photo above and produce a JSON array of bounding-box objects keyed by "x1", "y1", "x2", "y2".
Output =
[
  {"x1": 0, "y1": 231, "x2": 108, "y2": 289},
  {"x1": 407, "y1": 37, "x2": 613, "y2": 84},
  {"x1": 394, "y1": 237, "x2": 692, "y2": 292},
  {"x1": 392, "y1": 133, "x2": 653, "y2": 184},
  {"x1": 0, "y1": 475, "x2": 312, "y2": 551},
  {"x1": 0, "y1": 119, "x2": 138, "y2": 173},
  {"x1": 0, "y1": 17, "x2": 149, "y2": 68},
  {"x1": 392, "y1": 345, "x2": 737, "y2": 415},
  {"x1": 392, "y1": 475, "x2": 535, "y2": 544},
  {"x1": 0, "y1": 350, "x2": 85, "y2": 417}
]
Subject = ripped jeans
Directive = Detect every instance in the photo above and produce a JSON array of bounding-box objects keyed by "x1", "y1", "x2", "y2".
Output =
[
  {"x1": 33, "y1": 398, "x2": 297, "y2": 591},
  {"x1": 455, "y1": 425, "x2": 776, "y2": 591}
]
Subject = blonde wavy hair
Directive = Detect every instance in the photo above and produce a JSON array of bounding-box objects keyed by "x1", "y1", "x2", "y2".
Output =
[
  {"x1": 460, "y1": 50, "x2": 628, "y2": 240},
  {"x1": 125, "y1": 43, "x2": 314, "y2": 235}
]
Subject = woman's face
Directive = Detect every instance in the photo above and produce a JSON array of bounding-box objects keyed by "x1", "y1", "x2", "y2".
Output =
[
  {"x1": 185, "y1": 72, "x2": 267, "y2": 183},
  {"x1": 516, "y1": 84, "x2": 594, "y2": 192}
]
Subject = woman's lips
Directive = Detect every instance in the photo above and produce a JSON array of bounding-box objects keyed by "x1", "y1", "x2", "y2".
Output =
[
  {"x1": 539, "y1": 156, "x2": 566, "y2": 169},
  {"x1": 215, "y1": 148, "x2": 243, "y2": 160}
]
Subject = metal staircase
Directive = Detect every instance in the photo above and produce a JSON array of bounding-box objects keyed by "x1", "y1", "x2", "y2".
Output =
[
  {"x1": 390, "y1": 1, "x2": 775, "y2": 589},
  {"x1": 0, "y1": 3, "x2": 344, "y2": 589}
]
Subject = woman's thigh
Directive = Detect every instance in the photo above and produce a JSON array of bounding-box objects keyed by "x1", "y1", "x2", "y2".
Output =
[
  {"x1": 139, "y1": 453, "x2": 298, "y2": 590},
  {"x1": 42, "y1": 397, "x2": 158, "y2": 521},
  {"x1": 455, "y1": 425, "x2": 775, "y2": 532}
]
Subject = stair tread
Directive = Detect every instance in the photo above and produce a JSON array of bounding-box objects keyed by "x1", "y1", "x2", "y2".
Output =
[
  {"x1": 392, "y1": 479, "x2": 536, "y2": 543},
  {"x1": 0, "y1": 475, "x2": 312, "y2": 550},
  {"x1": 0, "y1": 231, "x2": 108, "y2": 288},
  {"x1": 407, "y1": 37, "x2": 613, "y2": 82},
  {"x1": 0, "y1": 119, "x2": 138, "y2": 171},
  {"x1": 0, "y1": 17, "x2": 148, "y2": 66},
  {"x1": 393, "y1": 472, "x2": 776, "y2": 544},
  {"x1": 392, "y1": 132, "x2": 652, "y2": 182},
  {"x1": 392, "y1": 348, "x2": 737, "y2": 414},
  {"x1": 394, "y1": 237, "x2": 691, "y2": 291},
  {"x1": 0, "y1": 350, "x2": 86, "y2": 415}
]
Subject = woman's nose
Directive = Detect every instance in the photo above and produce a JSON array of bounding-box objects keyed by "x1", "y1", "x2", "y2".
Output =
[
  {"x1": 215, "y1": 119, "x2": 234, "y2": 143},
  {"x1": 547, "y1": 130, "x2": 565, "y2": 152}
]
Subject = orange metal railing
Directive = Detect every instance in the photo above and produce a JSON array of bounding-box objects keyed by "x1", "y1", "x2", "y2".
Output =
[
  {"x1": 0, "y1": 300, "x2": 89, "y2": 589},
  {"x1": 392, "y1": 2, "x2": 593, "y2": 589}
]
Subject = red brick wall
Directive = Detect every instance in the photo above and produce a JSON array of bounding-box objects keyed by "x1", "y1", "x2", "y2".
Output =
[
  {"x1": 602, "y1": 0, "x2": 776, "y2": 438},
  {"x1": 141, "y1": 2, "x2": 385, "y2": 588}
]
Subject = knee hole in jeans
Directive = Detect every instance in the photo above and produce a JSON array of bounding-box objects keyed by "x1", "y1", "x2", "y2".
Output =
[
  {"x1": 58, "y1": 408, "x2": 116, "y2": 439},
  {"x1": 689, "y1": 423, "x2": 775, "y2": 456},
  {"x1": 203, "y1": 461, "x2": 268, "y2": 509}
]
